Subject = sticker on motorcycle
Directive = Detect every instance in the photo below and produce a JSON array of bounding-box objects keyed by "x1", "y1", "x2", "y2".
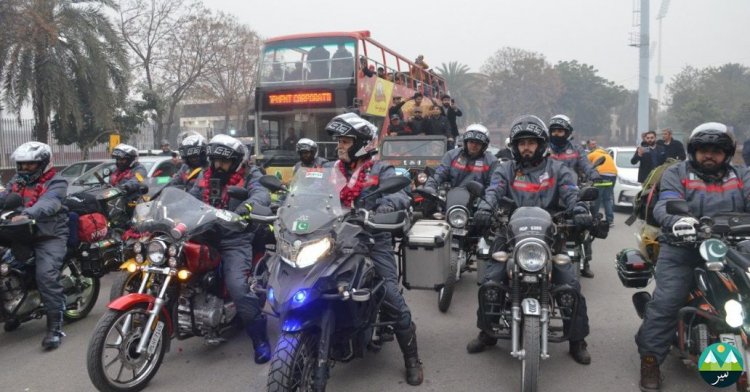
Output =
[
  {"x1": 147, "y1": 321, "x2": 164, "y2": 355},
  {"x1": 305, "y1": 171, "x2": 324, "y2": 179},
  {"x1": 293, "y1": 221, "x2": 310, "y2": 233}
]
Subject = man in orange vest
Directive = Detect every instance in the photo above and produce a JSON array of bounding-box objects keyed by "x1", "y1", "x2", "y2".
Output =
[{"x1": 587, "y1": 143, "x2": 617, "y2": 228}]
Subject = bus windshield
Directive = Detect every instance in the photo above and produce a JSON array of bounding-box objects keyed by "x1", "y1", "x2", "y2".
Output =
[{"x1": 260, "y1": 38, "x2": 356, "y2": 84}]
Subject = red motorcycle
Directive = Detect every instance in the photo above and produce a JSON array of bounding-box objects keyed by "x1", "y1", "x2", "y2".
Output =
[{"x1": 86, "y1": 187, "x2": 272, "y2": 392}]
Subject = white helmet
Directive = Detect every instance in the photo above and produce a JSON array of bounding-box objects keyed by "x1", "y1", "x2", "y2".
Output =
[
  {"x1": 111, "y1": 143, "x2": 139, "y2": 171},
  {"x1": 11, "y1": 142, "x2": 53, "y2": 183},
  {"x1": 462, "y1": 124, "x2": 490, "y2": 155},
  {"x1": 206, "y1": 134, "x2": 248, "y2": 173}
]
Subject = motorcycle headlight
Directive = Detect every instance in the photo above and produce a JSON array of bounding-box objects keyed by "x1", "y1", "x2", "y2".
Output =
[
  {"x1": 147, "y1": 240, "x2": 168, "y2": 265},
  {"x1": 417, "y1": 172, "x2": 428, "y2": 185},
  {"x1": 725, "y1": 299, "x2": 745, "y2": 328},
  {"x1": 295, "y1": 237, "x2": 332, "y2": 268},
  {"x1": 514, "y1": 239, "x2": 548, "y2": 272},
  {"x1": 447, "y1": 208, "x2": 468, "y2": 229}
]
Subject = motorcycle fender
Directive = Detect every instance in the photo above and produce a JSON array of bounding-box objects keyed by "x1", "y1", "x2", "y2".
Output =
[
  {"x1": 107, "y1": 293, "x2": 174, "y2": 338},
  {"x1": 521, "y1": 298, "x2": 541, "y2": 316},
  {"x1": 118, "y1": 258, "x2": 138, "y2": 270}
]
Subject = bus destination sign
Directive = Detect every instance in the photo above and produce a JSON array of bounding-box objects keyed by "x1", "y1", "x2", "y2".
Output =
[{"x1": 267, "y1": 91, "x2": 334, "y2": 106}]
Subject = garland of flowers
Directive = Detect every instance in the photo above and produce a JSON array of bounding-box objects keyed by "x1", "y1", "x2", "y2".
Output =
[
  {"x1": 12, "y1": 168, "x2": 57, "y2": 207},
  {"x1": 338, "y1": 159, "x2": 374, "y2": 208},
  {"x1": 200, "y1": 166, "x2": 246, "y2": 208},
  {"x1": 109, "y1": 168, "x2": 132, "y2": 186}
]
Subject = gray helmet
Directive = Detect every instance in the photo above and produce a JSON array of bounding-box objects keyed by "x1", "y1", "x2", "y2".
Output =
[
  {"x1": 11, "y1": 141, "x2": 53, "y2": 183},
  {"x1": 206, "y1": 134, "x2": 247, "y2": 173},
  {"x1": 325, "y1": 113, "x2": 378, "y2": 161},
  {"x1": 509, "y1": 115, "x2": 548, "y2": 165},
  {"x1": 179, "y1": 134, "x2": 207, "y2": 167},
  {"x1": 111, "y1": 143, "x2": 139, "y2": 171},
  {"x1": 296, "y1": 138, "x2": 318, "y2": 156}
]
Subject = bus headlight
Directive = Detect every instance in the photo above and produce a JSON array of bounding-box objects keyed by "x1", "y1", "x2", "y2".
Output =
[{"x1": 515, "y1": 239, "x2": 548, "y2": 272}]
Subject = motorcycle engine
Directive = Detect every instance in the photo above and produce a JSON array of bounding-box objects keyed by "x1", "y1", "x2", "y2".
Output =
[
  {"x1": 0, "y1": 273, "x2": 40, "y2": 315},
  {"x1": 177, "y1": 289, "x2": 236, "y2": 336},
  {"x1": 689, "y1": 323, "x2": 710, "y2": 356}
]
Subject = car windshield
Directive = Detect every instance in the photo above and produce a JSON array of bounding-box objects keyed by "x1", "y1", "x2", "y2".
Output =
[
  {"x1": 614, "y1": 150, "x2": 639, "y2": 168},
  {"x1": 77, "y1": 161, "x2": 157, "y2": 185},
  {"x1": 277, "y1": 166, "x2": 348, "y2": 235},
  {"x1": 381, "y1": 140, "x2": 446, "y2": 157}
]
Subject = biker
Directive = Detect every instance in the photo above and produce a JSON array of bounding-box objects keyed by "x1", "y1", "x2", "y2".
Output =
[
  {"x1": 293, "y1": 138, "x2": 328, "y2": 174},
  {"x1": 109, "y1": 143, "x2": 147, "y2": 201},
  {"x1": 423, "y1": 123, "x2": 497, "y2": 192},
  {"x1": 325, "y1": 113, "x2": 424, "y2": 386},
  {"x1": 635, "y1": 122, "x2": 750, "y2": 392},
  {"x1": 548, "y1": 114, "x2": 601, "y2": 278},
  {"x1": 169, "y1": 134, "x2": 208, "y2": 188},
  {"x1": 188, "y1": 134, "x2": 272, "y2": 364},
  {"x1": 0, "y1": 142, "x2": 69, "y2": 349},
  {"x1": 468, "y1": 115, "x2": 593, "y2": 365}
]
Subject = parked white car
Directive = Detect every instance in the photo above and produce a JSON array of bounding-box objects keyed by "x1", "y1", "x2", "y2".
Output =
[{"x1": 606, "y1": 147, "x2": 641, "y2": 208}]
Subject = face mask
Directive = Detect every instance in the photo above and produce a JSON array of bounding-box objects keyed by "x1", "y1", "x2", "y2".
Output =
[{"x1": 550, "y1": 135, "x2": 567, "y2": 147}]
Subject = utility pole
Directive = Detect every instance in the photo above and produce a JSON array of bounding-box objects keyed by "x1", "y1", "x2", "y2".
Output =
[
  {"x1": 637, "y1": 0, "x2": 650, "y2": 136},
  {"x1": 655, "y1": 0, "x2": 671, "y2": 128}
]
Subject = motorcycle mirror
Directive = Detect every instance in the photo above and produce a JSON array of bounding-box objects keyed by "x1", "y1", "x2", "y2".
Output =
[
  {"x1": 227, "y1": 186, "x2": 249, "y2": 200},
  {"x1": 3, "y1": 193, "x2": 23, "y2": 210},
  {"x1": 578, "y1": 186, "x2": 599, "y2": 202},
  {"x1": 139, "y1": 184, "x2": 149, "y2": 195},
  {"x1": 259, "y1": 175, "x2": 285, "y2": 192},
  {"x1": 592, "y1": 156, "x2": 606, "y2": 168},
  {"x1": 465, "y1": 181, "x2": 485, "y2": 198},
  {"x1": 665, "y1": 200, "x2": 690, "y2": 216}
]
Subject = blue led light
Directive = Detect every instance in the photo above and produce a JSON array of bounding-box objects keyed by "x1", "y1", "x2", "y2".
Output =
[
  {"x1": 293, "y1": 289, "x2": 307, "y2": 304},
  {"x1": 267, "y1": 287, "x2": 274, "y2": 302},
  {"x1": 282, "y1": 318, "x2": 303, "y2": 332}
]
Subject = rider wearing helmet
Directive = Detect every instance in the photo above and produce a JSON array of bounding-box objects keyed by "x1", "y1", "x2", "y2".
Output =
[
  {"x1": 0, "y1": 142, "x2": 69, "y2": 349},
  {"x1": 169, "y1": 134, "x2": 208, "y2": 188},
  {"x1": 326, "y1": 113, "x2": 424, "y2": 386},
  {"x1": 636, "y1": 122, "x2": 750, "y2": 392},
  {"x1": 469, "y1": 115, "x2": 593, "y2": 365},
  {"x1": 188, "y1": 134, "x2": 272, "y2": 364},
  {"x1": 547, "y1": 115, "x2": 601, "y2": 182},
  {"x1": 110, "y1": 143, "x2": 147, "y2": 199},
  {"x1": 293, "y1": 138, "x2": 328, "y2": 174},
  {"x1": 423, "y1": 123, "x2": 497, "y2": 192}
]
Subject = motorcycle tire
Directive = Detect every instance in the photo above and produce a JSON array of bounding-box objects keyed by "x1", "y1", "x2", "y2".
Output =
[
  {"x1": 109, "y1": 271, "x2": 142, "y2": 302},
  {"x1": 438, "y1": 252, "x2": 459, "y2": 313},
  {"x1": 267, "y1": 331, "x2": 321, "y2": 392},
  {"x1": 521, "y1": 315, "x2": 541, "y2": 392},
  {"x1": 87, "y1": 303, "x2": 168, "y2": 392},
  {"x1": 3, "y1": 319, "x2": 20, "y2": 332},
  {"x1": 62, "y1": 262, "x2": 100, "y2": 322}
]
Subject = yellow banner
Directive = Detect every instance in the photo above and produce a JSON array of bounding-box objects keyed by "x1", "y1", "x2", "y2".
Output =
[
  {"x1": 109, "y1": 134, "x2": 120, "y2": 153},
  {"x1": 365, "y1": 78, "x2": 394, "y2": 117}
]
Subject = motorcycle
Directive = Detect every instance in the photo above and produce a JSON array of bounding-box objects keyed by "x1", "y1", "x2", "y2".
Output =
[
  {"x1": 259, "y1": 168, "x2": 410, "y2": 391},
  {"x1": 566, "y1": 156, "x2": 608, "y2": 277},
  {"x1": 0, "y1": 193, "x2": 100, "y2": 332},
  {"x1": 623, "y1": 200, "x2": 750, "y2": 391},
  {"x1": 472, "y1": 182, "x2": 599, "y2": 392},
  {"x1": 86, "y1": 187, "x2": 271, "y2": 392}
]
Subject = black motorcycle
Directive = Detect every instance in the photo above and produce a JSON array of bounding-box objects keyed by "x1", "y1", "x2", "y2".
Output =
[
  {"x1": 260, "y1": 168, "x2": 410, "y2": 391},
  {"x1": 472, "y1": 183, "x2": 598, "y2": 392},
  {"x1": 0, "y1": 193, "x2": 100, "y2": 332}
]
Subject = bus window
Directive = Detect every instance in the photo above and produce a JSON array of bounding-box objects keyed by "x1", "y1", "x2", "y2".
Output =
[{"x1": 260, "y1": 38, "x2": 356, "y2": 84}]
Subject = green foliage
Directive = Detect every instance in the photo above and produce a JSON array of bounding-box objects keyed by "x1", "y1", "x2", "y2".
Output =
[
  {"x1": 667, "y1": 64, "x2": 750, "y2": 136},
  {"x1": 435, "y1": 61, "x2": 486, "y2": 127}
]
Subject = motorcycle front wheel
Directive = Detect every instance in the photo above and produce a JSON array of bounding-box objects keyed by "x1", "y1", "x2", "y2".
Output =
[
  {"x1": 521, "y1": 315, "x2": 540, "y2": 392},
  {"x1": 62, "y1": 261, "x2": 100, "y2": 322},
  {"x1": 267, "y1": 331, "x2": 320, "y2": 392},
  {"x1": 438, "y1": 251, "x2": 459, "y2": 313},
  {"x1": 86, "y1": 303, "x2": 168, "y2": 392}
]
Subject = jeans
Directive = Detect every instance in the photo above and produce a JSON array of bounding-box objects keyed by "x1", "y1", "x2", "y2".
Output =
[{"x1": 592, "y1": 175, "x2": 616, "y2": 224}]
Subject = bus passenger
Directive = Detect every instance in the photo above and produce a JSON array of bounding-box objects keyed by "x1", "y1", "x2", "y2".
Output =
[
  {"x1": 307, "y1": 45, "x2": 330, "y2": 79},
  {"x1": 331, "y1": 43, "x2": 353, "y2": 78}
]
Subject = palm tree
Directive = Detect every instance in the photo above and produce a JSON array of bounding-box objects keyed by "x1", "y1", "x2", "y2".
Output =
[
  {"x1": 435, "y1": 61, "x2": 487, "y2": 128},
  {"x1": 0, "y1": 0, "x2": 129, "y2": 143}
]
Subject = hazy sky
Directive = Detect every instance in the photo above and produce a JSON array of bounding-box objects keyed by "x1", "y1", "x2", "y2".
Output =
[{"x1": 211, "y1": 0, "x2": 750, "y2": 98}]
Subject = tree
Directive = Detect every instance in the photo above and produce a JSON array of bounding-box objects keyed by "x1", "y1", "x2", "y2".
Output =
[
  {"x1": 480, "y1": 48, "x2": 561, "y2": 128},
  {"x1": 552, "y1": 60, "x2": 627, "y2": 139},
  {"x1": 0, "y1": 0, "x2": 130, "y2": 143},
  {"x1": 435, "y1": 61, "x2": 487, "y2": 127}
]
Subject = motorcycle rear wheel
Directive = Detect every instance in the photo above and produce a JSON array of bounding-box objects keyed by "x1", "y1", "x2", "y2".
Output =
[
  {"x1": 267, "y1": 331, "x2": 321, "y2": 392},
  {"x1": 521, "y1": 315, "x2": 540, "y2": 392},
  {"x1": 62, "y1": 262, "x2": 100, "y2": 322},
  {"x1": 87, "y1": 303, "x2": 168, "y2": 392},
  {"x1": 438, "y1": 252, "x2": 459, "y2": 313}
]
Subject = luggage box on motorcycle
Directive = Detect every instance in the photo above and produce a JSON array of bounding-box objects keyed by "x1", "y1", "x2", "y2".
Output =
[
  {"x1": 615, "y1": 248, "x2": 654, "y2": 288},
  {"x1": 403, "y1": 220, "x2": 452, "y2": 290}
]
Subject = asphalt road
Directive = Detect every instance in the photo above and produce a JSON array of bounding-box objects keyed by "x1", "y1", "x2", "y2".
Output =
[{"x1": 0, "y1": 211, "x2": 727, "y2": 391}]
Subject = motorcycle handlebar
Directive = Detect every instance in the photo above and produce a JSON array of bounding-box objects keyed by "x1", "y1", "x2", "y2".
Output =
[{"x1": 360, "y1": 209, "x2": 408, "y2": 231}]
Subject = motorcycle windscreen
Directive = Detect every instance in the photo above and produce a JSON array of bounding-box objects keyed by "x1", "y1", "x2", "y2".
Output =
[
  {"x1": 131, "y1": 187, "x2": 246, "y2": 237},
  {"x1": 445, "y1": 186, "x2": 471, "y2": 209},
  {"x1": 508, "y1": 207, "x2": 554, "y2": 237},
  {"x1": 278, "y1": 167, "x2": 349, "y2": 235}
]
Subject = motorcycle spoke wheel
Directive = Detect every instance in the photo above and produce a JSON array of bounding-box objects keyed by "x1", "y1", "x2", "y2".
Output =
[
  {"x1": 62, "y1": 263, "x2": 100, "y2": 321},
  {"x1": 87, "y1": 304, "x2": 167, "y2": 392}
]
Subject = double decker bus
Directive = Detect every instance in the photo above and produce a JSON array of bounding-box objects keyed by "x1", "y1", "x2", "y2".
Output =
[{"x1": 253, "y1": 30, "x2": 448, "y2": 181}]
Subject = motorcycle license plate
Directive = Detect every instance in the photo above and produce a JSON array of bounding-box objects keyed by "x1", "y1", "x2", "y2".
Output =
[
  {"x1": 147, "y1": 321, "x2": 164, "y2": 355},
  {"x1": 453, "y1": 229, "x2": 467, "y2": 236},
  {"x1": 720, "y1": 334, "x2": 748, "y2": 359}
]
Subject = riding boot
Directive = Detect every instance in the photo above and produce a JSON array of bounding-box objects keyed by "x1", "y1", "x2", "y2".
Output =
[
  {"x1": 580, "y1": 264, "x2": 595, "y2": 278},
  {"x1": 466, "y1": 330, "x2": 498, "y2": 353},
  {"x1": 42, "y1": 311, "x2": 65, "y2": 350},
  {"x1": 569, "y1": 340, "x2": 591, "y2": 365},
  {"x1": 246, "y1": 316, "x2": 271, "y2": 364},
  {"x1": 639, "y1": 355, "x2": 661, "y2": 391},
  {"x1": 395, "y1": 322, "x2": 423, "y2": 386}
]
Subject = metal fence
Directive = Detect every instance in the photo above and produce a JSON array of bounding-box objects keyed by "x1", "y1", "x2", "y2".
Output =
[{"x1": 0, "y1": 118, "x2": 155, "y2": 170}]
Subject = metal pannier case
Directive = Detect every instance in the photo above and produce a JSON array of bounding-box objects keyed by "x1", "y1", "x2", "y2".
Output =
[{"x1": 403, "y1": 220, "x2": 452, "y2": 290}]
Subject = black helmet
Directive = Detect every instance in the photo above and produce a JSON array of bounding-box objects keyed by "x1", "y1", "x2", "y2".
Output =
[
  {"x1": 111, "y1": 143, "x2": 139, "y2": 171},
  {"x1": 325, "y1": 113, "x2": 378, "y2": 161},
  {"x1": 179, "y1": 134, "x2": 207, "y2": 168},
  {"x1": 548, "y1": 114, "x2": 573, "y2": 147},
  {"x1": 687, "y1": 122, "x2": 736, "y2": 174},
  {"x1": 509, "y1": 115, "x2": 548, "y2": 166},
  {"x1": 206, "y1": 134, "x2": 247, "y2": 173},
  {"x1": 11, "y1": 141, "x2": 53, "y2": 184}
]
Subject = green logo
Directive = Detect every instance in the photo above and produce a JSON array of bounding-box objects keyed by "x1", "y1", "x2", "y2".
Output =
[
  {"x1": 293, "y1": 221, "x2": 309, "y2": 233},
  {"x1": 275, "y1": 170, "x2": 283, "y2": 180},
  {"x1": 698, "y1": 342, "x2": 744, "y2": 387}
]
